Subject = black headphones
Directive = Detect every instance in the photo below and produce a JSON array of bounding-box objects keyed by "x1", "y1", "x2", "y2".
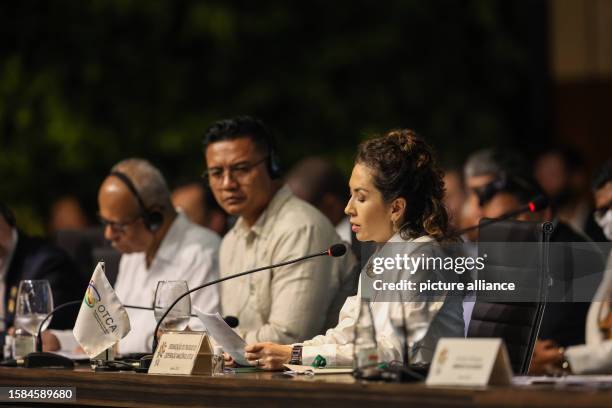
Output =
[
  {"x1": 109, "y1": 171, "x2": 164, "y2": 232},
  {"x1": 0, "y1": 201, "x2": 16, "y2": 227},
  {"x1": 475, "y1": 173, "x2": 539, "y2": 207}
]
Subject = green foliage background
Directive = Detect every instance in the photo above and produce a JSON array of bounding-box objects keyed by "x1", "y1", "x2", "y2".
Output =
[{"x1": 0, "y1": 0, "x2": 550, "y2": 234}]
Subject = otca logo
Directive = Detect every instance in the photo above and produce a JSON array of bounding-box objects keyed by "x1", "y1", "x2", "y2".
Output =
[{"x1": 84, "y1": 281, "x2": 102, "y2": 308}]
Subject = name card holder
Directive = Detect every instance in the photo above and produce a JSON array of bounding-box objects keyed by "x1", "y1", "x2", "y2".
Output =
[
  {"x1": 148, "y1": 331, "x2": 217, "y2": 376},
  {"x1": 426, "y1": 338, "x2": 512, "y2": 387}
]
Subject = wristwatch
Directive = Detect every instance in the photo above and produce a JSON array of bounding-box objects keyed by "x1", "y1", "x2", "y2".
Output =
[
  {"x1": 559, "y1": 347, "x2": 572, "y2": 374},
  {"x1": 289, "y1": 344, "x2": 303, "y2": 365}
]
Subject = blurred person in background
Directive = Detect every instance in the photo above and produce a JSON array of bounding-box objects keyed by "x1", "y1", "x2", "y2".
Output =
[
  {"x1": 203, "y1": 116, "x2": 359, "y2": 345},
  {"x1": 288, "y1": 156, "x2": 372, "y2": 264},
  {"x1": 172, "y1": 181, "x2": 227, "y2": 236},
  {"x1": 455, "y1": 151, "x2": 512, "y2": 335},
  {"x1": 287, "y1": 156, "x2": 351, "y2": 243},
  {"x1": 474, "y1": 157, "x2": 604, "y2": 374},
  {"x1": 48, "y1": 195, "x2": 90, "y2": 234},
  {"x1": 527, "y1": 160, "x2": 611, "y2": 374},
  {"x1": 461, "y1": 149, "x2": 510, "y2": 242},
  {"x1": 534, "y1": 147, "x2": 606, "y2": 241},
  {"x1": 442, "y1": 168, "x2": 466, "y2": 232},
  {"x1": 44, "y1": 158, "x2": 220, "y2": 354},
  {"x1": 1, "y1": 201, "x2": 84, "y2": 342}
]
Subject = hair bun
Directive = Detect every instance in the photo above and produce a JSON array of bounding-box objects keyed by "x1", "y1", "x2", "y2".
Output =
[
  {"x1": 356, "y1": 128, "x2": 448, "y2": 240},
  {"x1": 395, "y1": 129, "x2": 430, "y2": 169},
  {"x1": 415, "y1": 151, "x2": 431, "y2": 169}
]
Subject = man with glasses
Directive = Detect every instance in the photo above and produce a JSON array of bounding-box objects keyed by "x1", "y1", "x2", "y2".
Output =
[
  {"x1": 203, "y1": 116, "x2": 358, "y2": 348},
  {"x1": 45, "y1": 158, "x2": 220, "y2": 354}
]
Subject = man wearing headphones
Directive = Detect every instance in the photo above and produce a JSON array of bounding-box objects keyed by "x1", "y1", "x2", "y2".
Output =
[
  {"x1": 203, "y1": 116, "x2": 358, "y2": 346},
  {"x1": 474, "y1": 157, "x2": 604, "y2": 374},
  {"x1": 0, "y1": 202, "x2": 83, "y2": 338},
  {"x1": 46, "y1": 159, "x2": 220, "y2": 354}
]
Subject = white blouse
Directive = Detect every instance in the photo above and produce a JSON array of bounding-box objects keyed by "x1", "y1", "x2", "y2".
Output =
[{"x1": 301, "y1": 234, "x2": 465, "y2": 366}]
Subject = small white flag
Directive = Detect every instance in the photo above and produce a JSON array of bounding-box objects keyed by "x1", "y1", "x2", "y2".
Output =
[{"x1": 73, "y1": 262, "x2": 131, "y2": 358}]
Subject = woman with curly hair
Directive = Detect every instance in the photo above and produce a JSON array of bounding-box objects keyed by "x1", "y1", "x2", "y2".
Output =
[{"x1": 240, "y1": 129, "x2": 465, "y2": 370}]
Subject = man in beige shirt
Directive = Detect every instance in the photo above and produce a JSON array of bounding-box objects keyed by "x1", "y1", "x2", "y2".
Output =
[{"x1": 203, "y1": 116, "x2": 359, "y2": 344}]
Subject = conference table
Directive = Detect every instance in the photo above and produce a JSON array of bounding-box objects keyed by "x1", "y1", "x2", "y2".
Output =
[{"x1": 1, "y1": 366, "x2": 612, "y2": 407}]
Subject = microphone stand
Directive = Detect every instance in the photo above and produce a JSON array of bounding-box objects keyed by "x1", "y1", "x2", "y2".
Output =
[
  {"x1": 19, "y1": 300, "x2": 84, "y2": 369},
  {"x1": 13, "y1": 245, "x2": 344, "y2": 371},
  {"x1": 151, "y1": 249, "x2": 332, "y2": 353},
  {"x1": 140, "y1": 245, "x2": 345, "y2": 370}
]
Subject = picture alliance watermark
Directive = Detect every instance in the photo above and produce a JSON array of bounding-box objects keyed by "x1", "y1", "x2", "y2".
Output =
[
  {"x1": 369, "y1": 253, "x2": 516, "y2": 292},
  {"x1": 361, "y1": 241, "x2": 611, "y2": 302}
]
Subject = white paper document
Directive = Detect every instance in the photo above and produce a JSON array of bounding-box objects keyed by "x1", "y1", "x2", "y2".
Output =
[
  {"x1": 284, "y1": 364, "x2": 354, "y2": 375},
  {"x1": 513, "y1": 375, "x2": 612, "y2": 386},
  {"x1": 194, "y1": 308, "x2": 249, "y2": 366}
]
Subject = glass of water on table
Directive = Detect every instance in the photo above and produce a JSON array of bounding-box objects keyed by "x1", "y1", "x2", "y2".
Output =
[
  {"x1": 154, "y1": 280, "x2": 191, "y2": 333},
  {"x1": 14, "y1": 280, "x2": 54, "y2": 346}
]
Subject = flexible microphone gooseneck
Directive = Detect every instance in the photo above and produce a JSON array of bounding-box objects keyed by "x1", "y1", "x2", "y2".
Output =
[
  {"x1": 151, "y1": 243, "x2": 347, "y2": 354},
  {"x1": 32, "y1": 303, "x2": 233, "y2": 353},
  {"x1": 451, "y1": 195, "x2": 549, "y2": 237},
  {"x1": 23, "y1": 304, "x2": 243, "y2": 368},
  {"x1": 36, "y1": 300, "x2": 83, "y2": 353},
  {"x1": 14, "y1": 300, "x2": 86, "y2": 369},
  {"x1": 17, "y1": 244, "x2": 345, "y2": 369},
  {"x1": 25, "y1": 301, "x2": 158, "y2": 369}
]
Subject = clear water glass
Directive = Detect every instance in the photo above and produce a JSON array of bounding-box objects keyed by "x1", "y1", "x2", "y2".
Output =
[{"x1": 154, "y1": 280, "x2": 191, "y2": 331}]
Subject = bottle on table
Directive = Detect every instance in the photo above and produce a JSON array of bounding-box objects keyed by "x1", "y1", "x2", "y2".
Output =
[{"x1": 353, "y1": 298, "x2": 378, "y2": 369}]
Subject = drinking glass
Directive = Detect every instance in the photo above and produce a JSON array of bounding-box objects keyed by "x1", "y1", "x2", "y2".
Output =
[
  {"x1": 153, "y1": 280, "x2": 190, "y2": 331},
  {"x1": 14, "y1": 280, "x2": 54, "y2": 343}
]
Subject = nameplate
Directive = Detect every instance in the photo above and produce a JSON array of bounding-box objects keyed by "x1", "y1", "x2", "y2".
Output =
[
  {"x1": 426, "y1": 338, "x2": 512, "y2": 386},
  {"x1": 148, "y1": 332, "x2": 215, "y2": 376}
]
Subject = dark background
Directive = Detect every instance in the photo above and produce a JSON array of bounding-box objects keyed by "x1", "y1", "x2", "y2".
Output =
[{"x1": 0, "y1": 0, "x2": 560, "y2": 233}]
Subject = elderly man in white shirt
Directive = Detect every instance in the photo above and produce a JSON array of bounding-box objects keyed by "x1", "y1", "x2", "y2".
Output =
[
  {"x1": 203, "y1": 116, "x2": 359, "y2": 345},
  {"x1": 46, "y1": 158, "x2": 220, "y2": 354}
]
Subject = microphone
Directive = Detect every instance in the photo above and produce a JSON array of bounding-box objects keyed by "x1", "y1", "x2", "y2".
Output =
[
  {"x1": 150, "y1": 243, "x2": 347, "y2": 355},
  {"x1": 223, "y1": 316, "x2": 239, "y2": 328},
  {"x1": 452, "y1": 195, "x2": 549, "y2": 237},
  {"x1": 328, "y1": 243, "x2": 347, "y2": 257}
]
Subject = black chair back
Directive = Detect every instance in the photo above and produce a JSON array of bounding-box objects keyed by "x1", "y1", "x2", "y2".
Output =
[{"x1": 467, "y1": 218, "x2": 553, "y2": 374}]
